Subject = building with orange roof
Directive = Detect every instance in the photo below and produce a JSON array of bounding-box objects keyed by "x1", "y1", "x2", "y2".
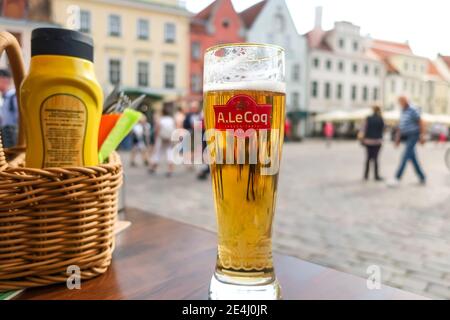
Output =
[{"x1": 369, "y1": 39, "x2": 449, "y2": 115}]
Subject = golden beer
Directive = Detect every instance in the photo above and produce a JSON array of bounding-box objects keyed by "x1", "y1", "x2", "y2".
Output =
[
  {"x1": 204, "y1": 90, "x2": 285, "y2": 277},
  {"x1": 204, "y1": 44, "x2": 285, "y2": 300}
]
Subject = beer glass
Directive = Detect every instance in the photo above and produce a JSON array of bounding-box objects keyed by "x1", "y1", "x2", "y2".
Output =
[{"x1": 203, "y1": 44, "x2": 285, "y2": 300}]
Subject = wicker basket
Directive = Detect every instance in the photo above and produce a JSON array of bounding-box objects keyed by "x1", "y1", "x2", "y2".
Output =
[{"x1": 0, "y1": 32, "x2": 123, "y2": 292}]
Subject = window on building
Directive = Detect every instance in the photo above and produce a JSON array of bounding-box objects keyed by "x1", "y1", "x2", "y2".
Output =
[
  {"x1": 80, "y1": 10, "x2": 91, "y2": 33},
  {"x1": 292, "y1": 64, "x2": 301, "y2": 82},
  {"x1": 311, "y1": 81, "x2": 318, "y2": 98},
  {"x1": 403, "y1": 80, "x2": 407, "y2": 91},
  {"x1": 109, "y1": 59, "x2": 121, "y2": 85},
  {"x1": 364, "y1": 64, "x2": 369, "y2": 75},
  {"x1": 222, "y1": 19, "x2": 230, "y2": 29},
  {"x1": 391, "y1": 79, "x2": 396, "y2": 93},
  {"x1": 353, "y1": 41, "x2": 359, "y2": 51},
  {"x1": 338, "y1": 61, "x2": 344, "y2": 72},
  {"x1": 326, "y1": 60, "x2": 332, "y2": 71},
  {"x1": 374, "y1": 66, "x2": 379, "y2": 76},
  {"x1": 338, "y1": 38, "x2": 345, "y2": 49},
  {"x1": 325, "y1": 82, "x2": 331, "y2": 99},
  {"x1": 137, "y1": 19, "x2": 150, "y2": 40},
  {"x1": 313, "y1": 58, "x2": 320, "y2": 68},
  {"x1": 337, "y1": 83, "x2": 343, "y2": 100},
  {"x1": 351, "y1": 85, "x2": 357, "y2": 101},
  {"x1": 363, "y1": 86, "x2": 368, "y2": 101},
  {"x1": 164, "y1": 23, "x2": 176, "y2": 43},
  {"x1": 137, "y1": 61, "x2": 149, "y2": 87},
  {"x1": 108, "y1": 14, "x2": 121, "y2": 37},
  {"x1": 191, "y1": 74, "x2": 202, "y2": 93},
  {"x1": 373, "y1": 87, "x2": 379, "y2": 101},
  {"x1": 164, "y1": 63, "x2": 176, "y2": 89},
  {"x1": 292, "y1": 92, "x2": 300, "y2": 108},
  {"x1": 2, "y1": 0, "x2": 27, "y2": 19},
  {"x1": 352, "y1": 63, "x2": 358, "y2": 74},
  {"x1": 192, "y1": 41, "x2": 201, "y2": 60},
  {"x1": 404, "y1": 62, "x2": 409, "y2": 72}
]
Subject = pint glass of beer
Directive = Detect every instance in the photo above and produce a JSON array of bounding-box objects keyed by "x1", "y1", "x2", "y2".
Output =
[{"x1": 203, "y1": 44, "x2": 285, "y2": 300}]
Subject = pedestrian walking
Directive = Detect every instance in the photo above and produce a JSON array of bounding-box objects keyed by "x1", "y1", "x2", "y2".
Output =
[
  {"x1": 323, "y1": 121, "x2": 334, "y2": 147},
  {"x1": 149, "y1": 102, "x2": 176, "y2": 177},
  {"x1": 130, "y1": 115, "x2": 151, "y2": 167},
  {"x1": 360, "y1": 106, "x2": 385, "y2": 181},
  {"x1": 0, "y1": 69, "x2": 18, "y2": 148},
  {"x1": 388, "y1": 96, "x2": 426, "y2": 187}
]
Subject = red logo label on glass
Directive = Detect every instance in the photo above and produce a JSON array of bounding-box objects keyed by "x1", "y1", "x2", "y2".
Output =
[{"x1": 214, "y1": 95, "x2": 272, "y2": 131}]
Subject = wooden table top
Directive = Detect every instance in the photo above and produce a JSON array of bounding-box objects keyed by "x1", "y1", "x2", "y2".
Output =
[{"x1": 18, "y1": 208, "x2": 425, "y2": 300}]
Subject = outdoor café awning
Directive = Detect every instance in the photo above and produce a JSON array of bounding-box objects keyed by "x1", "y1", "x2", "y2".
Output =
[{"x1": 315, "y1": 109, "x2": 450, "y2": 125}]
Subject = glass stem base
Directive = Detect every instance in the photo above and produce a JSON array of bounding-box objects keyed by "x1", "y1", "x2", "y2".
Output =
[{"x1": 208, "y1": 273, "x2": 282, "y2": 300}]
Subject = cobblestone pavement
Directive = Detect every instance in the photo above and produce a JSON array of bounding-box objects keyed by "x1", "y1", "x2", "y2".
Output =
[{"x1": 120, "y1": 140, "x2": 450, "y2": 299}]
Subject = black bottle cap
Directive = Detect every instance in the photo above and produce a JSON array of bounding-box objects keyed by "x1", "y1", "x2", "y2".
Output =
[{"x1": 31, "y1": 28, "x2": 94, "y2": 62}]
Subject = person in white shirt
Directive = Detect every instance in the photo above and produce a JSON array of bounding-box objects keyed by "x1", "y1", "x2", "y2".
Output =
[{"x1": 149, "y1": 102, "x2": 176, "y2": 177}]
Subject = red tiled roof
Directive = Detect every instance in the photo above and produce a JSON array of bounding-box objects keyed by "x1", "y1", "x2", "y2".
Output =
[
  {"x1": 439, "y1": 55, "x2": 450, "y2": 69},
  {"x1": 304, "y1": 28, "x2": 332, "y2": 51},
  {"x1": 427, "y1": 60, "x2": 444, "y2": 79},
  {"x1": 371, "y1": 39, "x2": 413, "y2": 55},
  {"x1": 368, "y1": 48, "x2": 399, "y2": 73},
  {"x1": 239, "y1": 0, "x2": 267, "y2": 29},
  {"x1": 195, "y1": 0, "x2": 218, "y2": 20}
]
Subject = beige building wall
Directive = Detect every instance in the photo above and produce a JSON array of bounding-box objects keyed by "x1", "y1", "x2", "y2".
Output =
[
  {"x1": 384, "y1": 54, "x2": 432, "y2": 112},
  {"x1": 51, "y1": 0, "x2": 190, "y2": 103}
]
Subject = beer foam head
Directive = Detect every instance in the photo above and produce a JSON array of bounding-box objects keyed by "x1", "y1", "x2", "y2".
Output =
[{"x1": 204, "y1": 43, "x2": 285, "y2": 93}]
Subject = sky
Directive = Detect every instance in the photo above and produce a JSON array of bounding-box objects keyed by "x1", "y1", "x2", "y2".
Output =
[{"x1": 186, "y1": 0, "x2": 449, "y2": 59}]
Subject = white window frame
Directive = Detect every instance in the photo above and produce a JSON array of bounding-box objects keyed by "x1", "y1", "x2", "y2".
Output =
[
  {"x1": 79, "y1": 10, "x2": 91, "y2": 33},
  {"x1": 164, "y1": 23, "x2": 176, "y2": 43},
  {"x1": 109, "y1": 14, "x2": 121, "y2": 37},
  {"x1": 137, "y1": 19, "x2": 150, "y2": 40},
  {"x1": 109, "y1": 58, "x2": 122, "y2": 85},
  {"x1": 137, "y1": 61, "x2": 150, "y2": 87},
  {"x1": 164, "y1": 63, "x2": 176, "y2": 89}
]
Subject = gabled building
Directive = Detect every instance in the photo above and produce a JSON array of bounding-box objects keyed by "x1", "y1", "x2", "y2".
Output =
[
  {"x1": 425, "y1": 60, "x2": 449, "y2": 115},
  {"x1": 369, "y1": 39, "x2": 429, "y2": 111},
  {"x1": 189, "y1": 0, "x2": 244, "y2": 103},
  {"x1": 305, "y1": 8, "x2": 385, "y2": 117},
  {"x1": 370, "y1": 39, "x2": 449, "y2": 115},
  {"x1": 240, "y1": 0, "x2": 308, "y2": 137}
]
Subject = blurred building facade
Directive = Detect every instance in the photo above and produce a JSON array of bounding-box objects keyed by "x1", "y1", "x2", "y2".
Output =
[
  {"x1": 50, "y1": 0, "x2": 191, "y2": 106},
  {"x1": 189, "y1": 0, "x2": 244, "y2": 104},
  {"x1": 240, "y1": 0, "x2": 308, "y2": 137},
  {"x1": 370, "y1": 39, "x2": 449, "y2": 115},
  {"x1": 305, "y1": 9, "x2": 385, "y2": 116}
]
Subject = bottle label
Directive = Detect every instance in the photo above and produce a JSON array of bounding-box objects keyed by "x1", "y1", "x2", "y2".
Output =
[
  {"x1": 214, "y1": 95, "x2": 272, "y2": 131},
  {"x1": 40, "y1": 94, "x2": 87, "y2": 167}
]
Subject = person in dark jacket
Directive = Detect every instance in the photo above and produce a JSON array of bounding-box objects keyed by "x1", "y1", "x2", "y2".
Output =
[{"x1": 361, "y1": 106, "x2": 385, "y2": 181}]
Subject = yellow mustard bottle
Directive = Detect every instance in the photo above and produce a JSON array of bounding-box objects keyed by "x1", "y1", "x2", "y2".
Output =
[{"x1": 21, "y1": 28, "x2": 102, "y2": 168}]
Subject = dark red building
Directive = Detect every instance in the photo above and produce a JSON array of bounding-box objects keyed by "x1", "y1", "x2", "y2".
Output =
[{"x1": 189, "y1": 0, "x2": 245, "y2": 103}]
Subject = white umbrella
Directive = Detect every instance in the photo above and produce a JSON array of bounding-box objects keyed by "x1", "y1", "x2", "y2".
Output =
[
  {"x1": 314, "y1": 110, "x2": 351, "y2": 122},
  {"x1": 429, "y1": 114, "x2": 450, "y2": 125},
  {"x1": 346, "y1": 108, "x2": 373, "y2": 121}
]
